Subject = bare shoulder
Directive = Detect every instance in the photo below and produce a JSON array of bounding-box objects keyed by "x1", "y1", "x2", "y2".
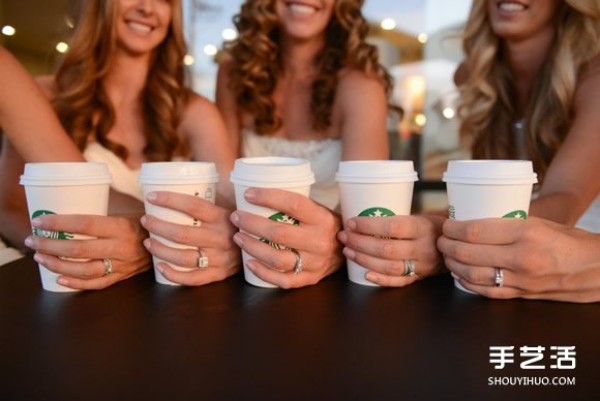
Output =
[
  {"x1": 179, "y1": 92, "x2": 225, "y2": 131},
  {"x1": 336, "y1": 68, "x2": 386, "y2": 107},
  {"x1": 33, "y1": 75, "x2": 56, "y2": 99},
  {"x1": 574, "y1": 53, "x2": 600, "y2": 107}
]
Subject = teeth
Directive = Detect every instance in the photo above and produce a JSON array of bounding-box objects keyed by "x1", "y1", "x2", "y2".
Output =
[
  {"x1": 128, "y1": 22, "x2": 152, "y2": 33},
  {"x1": 289, "y1": 3, "x2": 316, "y2": 15},
  {"x1": 498, "y1": 2, "x2": 526, "y2": 11}
]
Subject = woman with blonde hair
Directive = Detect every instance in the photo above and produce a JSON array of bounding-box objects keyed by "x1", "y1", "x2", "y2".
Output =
[
  {"x1": 0, "y1": 0, "x2": 240, "y2": 289},
  {"x1": 438, "y1": 0, "x2": 600, "y2": 299},
  {"x1": 456, "y1": 0, "x2": 600, "y2": 230},
  {"x1": 217, "y1": 0, "x2": 393, "y2": 288}
]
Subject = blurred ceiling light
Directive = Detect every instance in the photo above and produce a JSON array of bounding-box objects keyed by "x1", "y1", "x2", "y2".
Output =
[
  {"x1": 442, "y1": 107, "x2": 455, "y2": 119},
  {"x1": 417, "y1": 33, "x2": 428, "y2": 44},
  {"x1": 183, "y1": 54, "x2": 195, "y2": 66},
  {"x1": 221, "y1": 28, "x2": 238, "y2": 41},
  {"x1": 65, "y1": 16, "x2": 75, "y2": 29},
  {"x1": 55, "y1": 42, "x2": 69, "y2": 53},
  {"x1": 380, "y1": 18, "x2": 396, "y2": 31},
  {"x1": 415, "y1": 113, "x2": 427, "y2": 127},
  {"x1": 2, "y1": 25, "x2": 16, "y2": 36},
  {"x1": 203, "y1": 44, "x2": 218, "y2": 57}
]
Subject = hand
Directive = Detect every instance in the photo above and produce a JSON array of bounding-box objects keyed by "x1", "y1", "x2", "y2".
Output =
[
  {"x1": 140, "y1": 191, "x2": 240, "y2": 285},
  {"x1": 24, "y1": 214, "x2": 150, "y2": 290},
  {"x1": 230, "y1": 187, "x2": 343, "y2": 289},
  {"x1": 337, "y1": 214, "x2": 445, "y2": 286},
  {"x1": 437, "y1": 217, "x2": 600, "y2": 303}
]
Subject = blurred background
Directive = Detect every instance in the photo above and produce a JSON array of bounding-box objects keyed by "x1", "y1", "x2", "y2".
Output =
[{"x1": 0, "y1": 0, "x2": 473, "y2": 210}]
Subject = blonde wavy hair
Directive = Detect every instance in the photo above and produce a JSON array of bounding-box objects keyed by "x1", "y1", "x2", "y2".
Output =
[
  {"x1": 457, "y1": 0, "x2": 600, "y2": 181},
  {"x1": 224, "y1": 0, "x2": 394, "y2": 135},
  {"x1": 52, "y1": 0, "x2": 189, "y2": 162}
]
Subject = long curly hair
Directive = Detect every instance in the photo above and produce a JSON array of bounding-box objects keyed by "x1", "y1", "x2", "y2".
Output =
[
  {"x1": 52, "y1": 0, "x2": 189, "y2": 162},
  {"x1": 457, "y1": 0, "x2": 600, "y2": 181},
  {"x1": 224, "y1": 0, "x2": 394, "y2": 135}
]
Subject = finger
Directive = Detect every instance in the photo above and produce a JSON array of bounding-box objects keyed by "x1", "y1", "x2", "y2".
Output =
[
  {"x1": 146, "y1": 191, "x2": 224, "y2": 223},
  {"x1": 56, "y1": 273, "x2": 125, "y2": 290},
  {"x1": 30, "y1": 214, "x2": 131, "y2": 239},
  {"x1": 442, "y1": 218, "x2": 526, "y2": 244},
  {"x1": 245, "y1": 259, "x2": 321, "y2": 289},
  {"x1": 33, "y1": 252, "x2": 104, "y2": 279},
  {"x1": 444, "y1": 256, "x2": 500, "y2": 287},
  {"x1": 157, "y1": 262, "x2": 238, "y2": 286},
  {"x1": 342, "y1": 246, "x2": 414, "y2": 277},
  {"x1": 340, "y1": 229, "x2": 413, "y2": 261},
  {"x1": 233, "y1": 232, "x2": 299, "y2": 273},
  {"x1": 437, "y1": 236, "x2": 516, "y2": 272},
  {"x1": 26, "y1": 235, "x2": 124, "y2": 260},
  {"x1": 363, "y1": 270, "x2": 420, "y2": 287},
  {"x1": 141, "y1": 215, "x2": 218, "y2": 249},
  {"x1": 454, "y1": 278, "x2": 521, "y2": 300},
  {"x1": 143, "y1": 237, "x2": 232, "y2": 270},
  {"x1": 346, "y1": 215, "x2": 424, "y2": 239},
  {"x1": 243, "y1": 187, "x2": 332, "y2": 225}
]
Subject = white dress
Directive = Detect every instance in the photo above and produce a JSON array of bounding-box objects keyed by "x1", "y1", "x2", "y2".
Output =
[
  {"x1": 242, "y1": 130, "x2": 342, "y2": 211},
  {"x1": 83, "y1": 142, "x2": 143, "y2": 201}
]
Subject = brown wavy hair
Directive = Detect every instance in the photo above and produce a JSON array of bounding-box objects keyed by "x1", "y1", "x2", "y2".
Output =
[
  {"x1": 457, "y1": 0, "x2": 600, "y2": 182},
  {"x1": 224, "y1": 0, "x2": 394, "y2": 135},
  {"x1": 52, "y1": 0, "x2": 189, "y2": 162}
]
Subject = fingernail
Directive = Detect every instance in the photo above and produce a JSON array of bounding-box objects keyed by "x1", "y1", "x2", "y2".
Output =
[
  {"x1": 450, "y1": 272, "x2": 459, "y2": 280},
  {"x1": 337, "y1": 231, "x2": 347, "y2": 243},
  {"x1": 342, "y1": 247, "x2": 356, "y2": 259},
  {"x1": 30, "y1": 218, "x2": 42, "y2": 227},
  {"x1": 157, "y1": 265, "x2": 165, "y2": 275},
  {"x1": 33, "y1": 253, "x2": 43, "y2": 263},
  {"x1": 346, "y1": 219, "x2": 356, "y2": 230},
  {"x1": 140, "y1": 215, "x2": 147, "y2": 226},
  {"x1": 24, "y1": 236, "x2": 34, "y2": 247},
  {"x1": 147, "y1": 192, "x2": 157, "y2": 201},
  {"x1": 143, "y1": 238, "x2": 151, "y2": 250},
  {"x1": 230, "y1": 211, "x2": 240, "y2": 226},
  {"x1": 244, "y1": 188, "x2": 256, "y2": 201},
  {"x1": 57, "y1": 277, "x2": 69, "y2": 286},
  {"x1": 233, "y1": 233, "x2": 243, "y2": 247},
  {"x1": 365, "y1": 272, "x2": 377, "y2": 283},
  {"x1": 246, "y1": 260, "x2": 257, "y2": 272}
]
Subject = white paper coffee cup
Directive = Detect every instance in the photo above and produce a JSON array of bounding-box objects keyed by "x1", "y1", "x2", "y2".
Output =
[
  {"x1": 443, "y1": 160, "x2": 538, "y2": 293},
  {"x1": 230, "y1": 157, "x2": 315, "y2": 288},
  {"x1": 336, "y1": 160, "x2": 418, "y2": 286},
  {"x1": 138, "y1": 162, "x2": 219, "y2": 286},
  {"x1": 20, "y1": 162, "x2": 112, "y2": 292}
]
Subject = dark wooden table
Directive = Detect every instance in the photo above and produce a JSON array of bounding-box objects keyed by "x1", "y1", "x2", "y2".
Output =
[{"x1": 1, "y1": 256, "x2": 598, "y2": 400}]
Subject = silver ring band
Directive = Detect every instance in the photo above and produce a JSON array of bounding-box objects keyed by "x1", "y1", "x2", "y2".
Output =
[
  {"x1": 403, "y1": 259, "x2": 415, "y2": 276},
  {"x1": 494, "y1": 267, "x2": 504, "y2": 287},
  {"x1": 197, "y1": 249, "x2": 209, "y2": 270},
  {"x1": 290, "y1": 248, "x2": 303, "y2": 275},
  {"x1": 102, "y1": 258, "x2": 113, "y2": 276}
]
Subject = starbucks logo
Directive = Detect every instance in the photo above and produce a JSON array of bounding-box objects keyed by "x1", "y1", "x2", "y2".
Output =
[
  {"x1": 30, "y1": 210, "x2": 73, "y2": 240},
  {"x1": 260, "y1": 212, "x2": 299, "y2": 250},
  {"x1": 358, "y1": 207, "x2": 396, "y2": 217},
  {"x1": 502, "y1": 210, "x2": 528, "y2": 219},
  {"x1": 448, "y1": 205, "x2": 456, "y2": 220}
]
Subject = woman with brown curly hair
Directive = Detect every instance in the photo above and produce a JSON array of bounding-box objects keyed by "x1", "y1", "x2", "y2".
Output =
[
  {"x1": 216, "y1": 0, "x2": 391, "y2": 288},
  {"x1": 0, "y1": 0, "x2": 240, "y2": 289},
  {"x1": 456, "y1": 0, "x2": 600, "y2": 232}
]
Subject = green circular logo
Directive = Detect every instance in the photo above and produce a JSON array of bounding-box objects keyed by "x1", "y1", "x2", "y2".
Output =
[
  {"x1": 30, "y1": 210, "x2": 73, "y2": 240},
  {"x1": 502, "y1": 210, "x2": 528, "y2": 219},
  {"x1": 358, "y1": 207, "x2": 396, "y2": 217},
  {"x1": 260, "y1": 212, "x2": 299, "y2": 249}
]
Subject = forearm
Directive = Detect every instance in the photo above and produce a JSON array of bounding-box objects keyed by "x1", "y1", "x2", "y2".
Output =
[{"x1": 530, "y1": 192, "x2": 586, "y2": 226}]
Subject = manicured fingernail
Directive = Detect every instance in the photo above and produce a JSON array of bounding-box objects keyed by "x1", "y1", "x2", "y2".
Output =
[
  {"x1": 233, "y1": 233, "x2": 243, "y2": 247},
  {"x1": 230, "y1": 211, "x2": 239, "y2": 226},
  {"x1": 365, "y1": 272, "x2": 377, "y2": 283},
  {"x1": 347, "y1": 219, "x2": 357, "y2": 230},
  {"x1": 143, "y1": 238, "x2": 151, "y2": 249},
  {"x1": 24, "y1": 236, "x2": 34, "y2": 247},
  {"x1": 342, "y1": 247, "x2": 356, "y2": 260},
  {"x1": 451, "y1": 272, "x2": 459, "y2": 280},
  {"x1": 246, "y1": 260, "x2": 257, "y2": 272},
  {"x1": 157, "y1": 265, "x2": 165, "y2": 275},
  {"x1": 146, "y1": 192, "x2": 157, "y2": 201},
  {"x1": 337, "y1": 231, "x2": 347, "y2": 243},
  {"x1": 244, "y1": 188, "x2": 257, "y2": 201},
  {"x1": 57, "y1": 277, "x2": 69, "y2": 286},
  {"x1": 140, "y1": 215, "x2": 147, "y2": 226},
  {"x1": 33, "y1": 253, "x2": 43, "y2": 263},
  {"x1": 30, "y1": 218, "x2": 42, "y2": 227}
]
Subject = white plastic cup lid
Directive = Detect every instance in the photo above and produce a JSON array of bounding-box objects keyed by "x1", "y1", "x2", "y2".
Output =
[
  {"x1": 443, "y1": 160, "x2": 538, "y2": 185},
  {"x1": 335, "y1": 160, "x2": 418, "y2": 183},
  {"x1": 229, "y1": 157, "x2": 315, "y2": 188},
  {"x1": 138, "y1": 162, "x2": 219, "y2": 185},
  {"x1": 20, "y1": 162, "x2": 112, "y2": 186}
]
